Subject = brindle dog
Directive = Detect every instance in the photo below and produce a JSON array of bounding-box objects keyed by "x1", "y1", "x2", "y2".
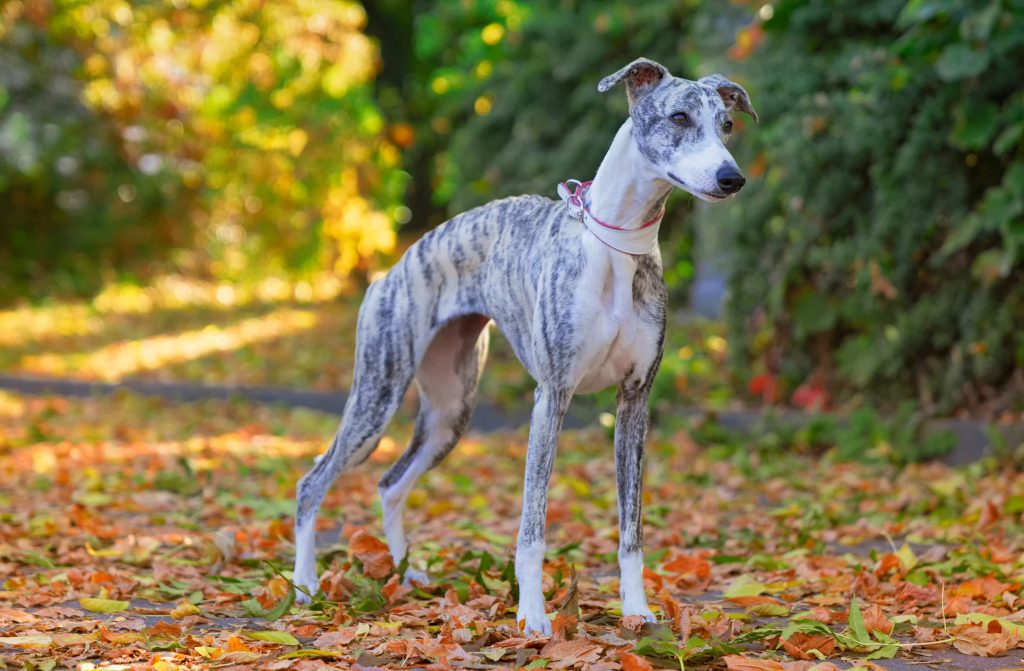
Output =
[{"x1": 292, "y1": 57, "x2": 757, "y2": 634}]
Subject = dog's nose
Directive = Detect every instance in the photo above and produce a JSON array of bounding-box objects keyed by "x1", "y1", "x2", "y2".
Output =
[{"x1": 716, "y1": 166, "x2": 746, "y2": 194}]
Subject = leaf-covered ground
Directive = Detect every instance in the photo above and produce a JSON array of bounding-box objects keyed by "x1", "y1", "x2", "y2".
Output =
[{"x1": 2, "y1": 390, "x2": 1023, "y2": 670}]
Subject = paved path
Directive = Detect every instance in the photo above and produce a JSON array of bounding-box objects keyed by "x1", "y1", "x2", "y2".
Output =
[{"x1": 0, "y1": 374, "x2": 1016, "y2": 465}]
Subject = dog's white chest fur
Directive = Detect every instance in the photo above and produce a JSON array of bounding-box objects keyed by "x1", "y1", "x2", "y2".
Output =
[{"x1": 573, "y1": 233, "x2": 661, "y2": 394}]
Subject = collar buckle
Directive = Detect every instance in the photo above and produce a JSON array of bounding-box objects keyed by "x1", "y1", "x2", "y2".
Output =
[{"x1": 556, "y1": 179, "x2": 585, "y2": 219}]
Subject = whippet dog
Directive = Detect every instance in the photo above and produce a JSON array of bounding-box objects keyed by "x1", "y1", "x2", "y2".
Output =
[{"x1": 292, "y1": 57, "x2": 757, "y2": 634}]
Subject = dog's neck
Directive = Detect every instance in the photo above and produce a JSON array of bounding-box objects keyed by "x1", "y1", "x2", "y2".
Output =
[{"x1": 586, "y1": 119, "x2": 672, "y2": 234}]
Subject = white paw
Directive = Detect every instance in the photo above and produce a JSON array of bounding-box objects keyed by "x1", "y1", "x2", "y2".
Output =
[
  {"x1": 516, "y1": 602, "x2": 552, "y2": 636},
  {"x1": 293, "y1": 573, "x2": 320, "y2": 604},
  {"x1": 403, "y1": 567, "x2": 429, "y2": 586},
  {"x1": 622, "y1": 600, "x2": 657, "y2": 623}
]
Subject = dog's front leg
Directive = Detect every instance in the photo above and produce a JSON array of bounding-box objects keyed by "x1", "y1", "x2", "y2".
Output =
[
  {"x1": 515, "y1": 386, "x2": 571, "y2": 636},
  {"x1": 615, "y1": 385, "x2": 656, "y2": 622}
]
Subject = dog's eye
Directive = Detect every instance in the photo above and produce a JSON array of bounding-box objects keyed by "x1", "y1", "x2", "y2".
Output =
[
  {"x1": 723, "y1": 120, "x2": 734, "y2": 133},
  {"x1": 670, "y1": 112, "x2": 690, "y2": 126}
]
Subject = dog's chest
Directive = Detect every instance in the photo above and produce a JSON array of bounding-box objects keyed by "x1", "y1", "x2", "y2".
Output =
[{"x1": 572, "y1": 243, "x2": 661, "y2": 394}]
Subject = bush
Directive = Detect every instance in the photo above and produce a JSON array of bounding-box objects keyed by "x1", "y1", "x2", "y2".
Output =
[{"x1": 725, "y1": 0, "x2": 1024, "y2": 415}]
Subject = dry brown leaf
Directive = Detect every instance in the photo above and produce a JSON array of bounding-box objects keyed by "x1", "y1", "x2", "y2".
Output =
[
  {"x1": 620, "y1": 651, "x2": 654, "y2": 671},
  {"x1": 0, "y1": 606, "x2": 37, "y2": 625},
  {"x1": 542, "y1": 639, "x2": 602, "y2": 669},
  {"x1": 313, "y1": 627, "x2": 358, "y2": 649},
  {"x1": 348, "y1": 529, "x2": 394, "y2": 579},
  {"x1": 778, "y1": 632, "x2": 836, "y2": 661},
  {"x1": 861, "y1": 603, "x2": 894, "y2": 635},
  {"x1": 657, "y1": 590, "x2": 683, "y2": 635},
  {"x1": 952, "y1": 621, "x2": 1020, "y2": 656},
  {"x1": 723, "y1": 654, "x2": 786, "y2": 670}
]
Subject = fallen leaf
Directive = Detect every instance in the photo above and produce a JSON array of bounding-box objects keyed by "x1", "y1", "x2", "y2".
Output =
[
  {"x1": 0, "y1": 635, "x2": 53, "y2": 647},
  {"x1": 348, "y1": 529, "x2": 394, "y2": 579},
  {"x1": 79, "y1": 597, "x2": 130, "y2": 613},
  {"x1": 247, "y1": 630, "x2": 301, "y2": 646},
  {"x1": 169, "y1": 601, "x2": 201, "y2": 619},
  {"x1": 541, "y1": 639, "x2": 601, "y2": 669},
  {"x1": 779, "y1": 632, "x2": 836, "y2": 661},
  {"x1": 620, "y1": 651, "x2": 654, "y2": 671},
  {"x1": 952, "y1": 621, "x2": 1020, "y2": 656}
]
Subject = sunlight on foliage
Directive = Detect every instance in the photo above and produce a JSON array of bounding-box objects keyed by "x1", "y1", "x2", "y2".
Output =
[{"x1": 0, "y1": 0, "x2": 401, "y2": 296}]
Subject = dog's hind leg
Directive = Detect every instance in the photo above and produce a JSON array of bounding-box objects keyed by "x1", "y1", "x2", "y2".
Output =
[
  {"x1": 378, "y1": 314, "x2": 490, "y2": 583},
  {"x1": 292, "y1": 285, "x2": 417, "y2": 603}
]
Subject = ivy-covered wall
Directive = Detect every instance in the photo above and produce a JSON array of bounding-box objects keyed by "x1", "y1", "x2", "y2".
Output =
[{"x1": 724, "y1": 0, "x2": 1024, "y2": 414}]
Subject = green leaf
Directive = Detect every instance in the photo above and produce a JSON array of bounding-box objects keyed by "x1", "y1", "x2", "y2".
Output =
[
  {"x1": 993, "y1": 121, "x2": 1023, "y2": 156},
  {"x1": 524, "y1": 659, "x2": 549, "y2": 669},
  {"x1": 241, "y1": 585, "x2": 296, "y2": 621},
  {"x1": 747, "y1": 602, "x2": 790, "y2": 617},
  {"x1": 936, "y1": 44, "x2": 990, "y2": 81},
  {"x1": 846, "y1": 597, "x2": 871, "y2": 646},
  {"x1": 865, "y1": 630, "x2": 899, "y2": 660},
  {"x1": 780, "y1": 618, "x2": 833, "y2": 641},
  {"x1": 723, "y1": 574, "x2": 767, "y2": 599},
  {"x1": 246, "y1": 630, "x2": 300, "y2": 646},
  {"x1": 951, "y1": 102, "x2": 999, "y2": 149},
  {"x1": 79, "y1": 597, "x2": 130, "y2": 613}
]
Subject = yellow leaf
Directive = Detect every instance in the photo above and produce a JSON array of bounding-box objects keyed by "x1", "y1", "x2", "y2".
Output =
[
  {"x1": 169, "y1": 601, "x2": 201, "y2": 619},
  {"x1": 246, "y1": 630, "x2": 300, "y2": 645},
  {"x1": 0, "y1": 635, "x2": 52, "y2": 647},
  {"x1": 79, "y1": 597, "x2": 130, "y2": 613},
  {"x1": 896, "y1": 543, "x2": 917, "y2": 572}
]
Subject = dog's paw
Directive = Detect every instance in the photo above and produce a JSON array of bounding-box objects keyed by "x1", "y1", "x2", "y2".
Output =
[
  {"x1": 516, "y1": 603, "x2": 552, "y2": 636},
  {"x1": 621, "y1": 601, "x2": 657, "y2": 623},
  {"x1": 293, "y1": 574, "x2": 320, "y2": 605},
  {"x1": 402, "y1": 568, "x2": 429, "y2": 586}
]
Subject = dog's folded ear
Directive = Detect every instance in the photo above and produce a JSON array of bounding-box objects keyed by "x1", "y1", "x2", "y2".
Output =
[
  {"x1": 698, "y1": 74, "x2": 758, "y2": 122},
  {"x1": 598, "y1": 58, "x2": 669, "y2": 108}
]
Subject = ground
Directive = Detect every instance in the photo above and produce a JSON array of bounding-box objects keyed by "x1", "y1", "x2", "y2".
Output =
[{"x1": 0, "y1": 282, "x2": 1023, "y2": 670}]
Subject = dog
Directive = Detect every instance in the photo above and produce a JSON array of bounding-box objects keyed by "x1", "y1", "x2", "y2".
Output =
[{"x1": 291, "y1": 57, "x2": 757, "y2": 635}]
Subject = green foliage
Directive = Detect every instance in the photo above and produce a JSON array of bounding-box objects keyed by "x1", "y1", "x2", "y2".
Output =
[
  {"x1": 726, "y1": 0, "x2": 1024, "y2": 414},
  {"x1": 0, "y1": 0, "x2": 400, "y2": 302},
  {"x1": 0, "y1": 14, "x2": 188, "y2": 302}
]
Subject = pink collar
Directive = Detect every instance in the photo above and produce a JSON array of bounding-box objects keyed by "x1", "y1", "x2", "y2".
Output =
[{"x1": 556, "y1": 179, "x2": 664, "y2": 255}]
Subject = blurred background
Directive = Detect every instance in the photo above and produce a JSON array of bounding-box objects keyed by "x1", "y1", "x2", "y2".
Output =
[{"x1": 1, "y1": 0, "x2": 1022, "y2": 432}]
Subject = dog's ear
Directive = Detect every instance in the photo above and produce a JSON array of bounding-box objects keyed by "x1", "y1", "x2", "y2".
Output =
[
  {"x1": 598, "y1": 58, "x2": 669, "y2": 108},
  {"x1": 699, "y1": 74, "x2": 758, "y2": 122}
]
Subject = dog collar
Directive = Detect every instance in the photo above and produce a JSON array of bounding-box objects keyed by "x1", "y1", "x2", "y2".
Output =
[{"x1": 556, "y1": 180, "x2": 663, "y2": 255}]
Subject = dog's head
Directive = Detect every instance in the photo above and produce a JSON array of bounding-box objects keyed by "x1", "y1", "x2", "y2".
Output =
[{"x1": 598, "y1": 58, "x2": 758, "y2": 202}]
